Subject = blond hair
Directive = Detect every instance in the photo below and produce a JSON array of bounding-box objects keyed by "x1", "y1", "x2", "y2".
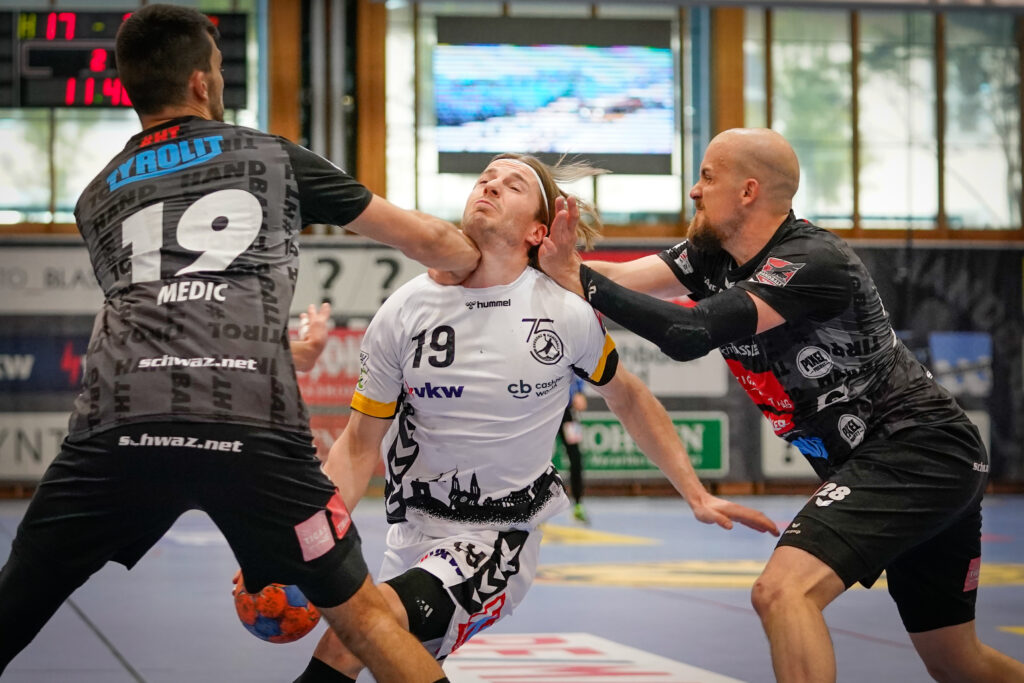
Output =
[{"x1": 490, "y1": 153, "x2": 608, "y2": 251}]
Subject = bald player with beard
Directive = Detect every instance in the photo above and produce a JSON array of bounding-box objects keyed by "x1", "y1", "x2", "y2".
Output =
[{"x1": 539, "y1": 128, "x2": 1024, "y2": 682}]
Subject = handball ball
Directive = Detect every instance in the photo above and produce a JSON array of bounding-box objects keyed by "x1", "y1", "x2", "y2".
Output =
[{"x1": 233, "y1": 576, "x2": 321, "y2": 643}]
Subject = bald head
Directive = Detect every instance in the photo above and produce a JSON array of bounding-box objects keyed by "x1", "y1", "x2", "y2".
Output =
[{"x1": 709, "y1": 128, "x2": 800, "y2": 209}]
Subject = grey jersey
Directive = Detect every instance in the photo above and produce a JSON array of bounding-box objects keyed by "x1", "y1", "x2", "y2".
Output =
[
  {"x1": 70, "y1": 116, "x2": 372, "y2": 437},
  {"x1": 660, "y1": 213, "x2": 965, "y2": 476}
]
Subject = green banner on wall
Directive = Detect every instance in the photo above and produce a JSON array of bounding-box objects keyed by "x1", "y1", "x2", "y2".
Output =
[{"x1": 552, "y1": 411, "x2": 728, "y2": 478}]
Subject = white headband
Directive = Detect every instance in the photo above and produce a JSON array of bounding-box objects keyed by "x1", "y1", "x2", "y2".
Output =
[{"x1": 493, "y1": 159, "x2": 549, "y2": 219}]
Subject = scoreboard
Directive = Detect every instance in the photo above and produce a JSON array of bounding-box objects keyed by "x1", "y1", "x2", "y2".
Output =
[{"x1": 0, "y1": 10, "x2": 247, "y2": 108}]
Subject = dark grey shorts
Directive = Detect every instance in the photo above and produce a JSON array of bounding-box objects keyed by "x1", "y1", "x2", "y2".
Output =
[
  {"x1": 11, "y1": 422, "x2": 369, "y2": 608},
  {"x1": 777, "y1": 420, "x2": 988, "y2": 633}
]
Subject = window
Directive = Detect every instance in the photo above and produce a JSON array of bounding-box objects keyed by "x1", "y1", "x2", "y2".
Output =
[
  {"x1": 859, "y1": 12, "x2": 938, "y2": 230},
  {"x1": 944, "y1": 12, "x2": 1020, "y2": 229},
  {"x1": 0, "y1": 110, "x2": 50, "y2": 220},
  {"x1": 747, "y1": 6, "x2": 1023, "y2": 235},
  {"x1": 771, "y1": 9, "x2": 853, "y2": 229},
  {"x1": 743, "y1": 10, "x2": 767, "y2": 130}
]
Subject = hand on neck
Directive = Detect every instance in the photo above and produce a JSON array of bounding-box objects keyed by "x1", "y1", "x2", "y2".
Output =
[{"x1": 460, "y1": 251, "x2": 530, "y2": 289}]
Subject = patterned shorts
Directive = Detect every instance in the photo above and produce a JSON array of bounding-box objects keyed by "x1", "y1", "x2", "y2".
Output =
[{"x1": 378, "y1": 523, "x2": 543, "y2": 657}]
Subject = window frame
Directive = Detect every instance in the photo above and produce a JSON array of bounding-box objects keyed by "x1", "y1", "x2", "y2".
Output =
[{"x1": 754, "y1": 6, "x2": 1024, "y2": 241}]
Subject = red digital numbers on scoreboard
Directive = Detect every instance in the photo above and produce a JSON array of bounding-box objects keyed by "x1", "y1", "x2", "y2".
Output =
[
  {"x1": 3, "y1": 9, "x2": 247, "y2": 108},
  {"x1": 59, "y1": 47, "x2": 130, "y2": 106},
  {"x1": 63, "y1": 76, "x2": 130, "y2": 107},
  {"x1": 89, "y1": 48, "x2": 106, "y2": 72},
  {"x1": 102, "y1": 76, "x2": 128, "y2": 106},
  {"x1": 44, "y1": 12, "x2": 75, "y2": 40}
]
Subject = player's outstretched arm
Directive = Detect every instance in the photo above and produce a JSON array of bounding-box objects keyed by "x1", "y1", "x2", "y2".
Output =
[
  {"x1": 322, "y1": 411, "x2": 392, "y2": 511},
  {"x1": 291, "y1": 302, "x2": 331, "y2": 372},
  {"x1": 538, "y1": 196, "x2": 690, "y2": 299},
  {"x1": 594, "y1": 367, "x2": 779, "y2": 536},
  {"x1": 587, "y1": 255, "x2": 690, "y2": 299},
  {"x1": 347, "y1": 195, "x2": 480, "y2": 281}
]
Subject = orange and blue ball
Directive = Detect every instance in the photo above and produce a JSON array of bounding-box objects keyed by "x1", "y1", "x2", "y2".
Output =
[{"x1": 233, "y1": 577, "x2": 321, "y2": 644}]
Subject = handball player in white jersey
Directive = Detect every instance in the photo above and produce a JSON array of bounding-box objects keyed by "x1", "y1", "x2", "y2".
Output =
[{"x1": 293, "y1": 154, "x2": 779, "y2": 683}]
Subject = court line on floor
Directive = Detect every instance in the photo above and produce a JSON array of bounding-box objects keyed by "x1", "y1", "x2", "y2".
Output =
[
  {"x1": 65, "y1": 599, "x2": 147, "y2": 683},
  {"x1": 2, "y1": 511, "x2": 147, "y2": 679}
]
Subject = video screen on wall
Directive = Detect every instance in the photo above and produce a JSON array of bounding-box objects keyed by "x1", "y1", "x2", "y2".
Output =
[{"x1": 433, "y1": 17, "x2": 675, "y2": 175}]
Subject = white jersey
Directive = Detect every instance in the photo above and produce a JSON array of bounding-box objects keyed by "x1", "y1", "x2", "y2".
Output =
[{"x1": 352, "y1": 267, "x2": 618, "y2": 537}]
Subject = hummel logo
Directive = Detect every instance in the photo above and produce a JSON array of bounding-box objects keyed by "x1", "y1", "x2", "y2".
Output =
[{"x1": 465, "y1": 299, "x2": 511, "y2": 310}]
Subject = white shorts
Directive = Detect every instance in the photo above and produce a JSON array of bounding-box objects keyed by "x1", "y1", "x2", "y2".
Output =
[{"x1": 378, "y1": 523, "x2": 543, "y2": 658}]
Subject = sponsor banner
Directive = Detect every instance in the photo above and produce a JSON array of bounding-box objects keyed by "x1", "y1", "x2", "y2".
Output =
[
  {"x1": 0, "y1": 339, "x2": 70, "y2": 388},
  {"x1": 446, "y1": 633, "x2": 744, "y2": 683},
  {"x1": 0, "y1": 410, "x2": 388, "y2": 482},
  {"x1": 308, "y1": 412, "x2": 351, "y2": 462},
  {"x1": 296, "y1": 328, "x2": 367, "y2": 407},
  {"x1": 0, "y1": 241, "x2": 425, "y2": 317},
  {"x1": 0, "y1": 412, "x2": 67, "y2": 480},
  {"x1": 609, "y1": 330, "x2": 728, "y2": 397},
  {"x1": 293, "y1": 245, "x2": 425, "y2": 318},
  {"x1": 928, "y1": 332, "x2": 993, "y2": 398},
  {"x1": 0, "y1": 246, "x2": 102, "y2": 314},
  {"x1": 553, "y1": 411, "x2": 728, "y2": 478},
  {"x1": 0, "y1": 244, "x2": 664, "y2": 318},
  {"x1": 307, "y1": 412, "x2": 386, "y2": 477}
]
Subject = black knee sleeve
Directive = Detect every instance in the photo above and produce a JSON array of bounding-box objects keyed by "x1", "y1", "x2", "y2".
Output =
[{"x1": 385, "y1": 568, "x2": 456, "y2": 642}]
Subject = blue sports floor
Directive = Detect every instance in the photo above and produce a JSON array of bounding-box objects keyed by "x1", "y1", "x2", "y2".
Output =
[{"x1": 2, "y1": 494, "x2": 1022, "y2": 682}]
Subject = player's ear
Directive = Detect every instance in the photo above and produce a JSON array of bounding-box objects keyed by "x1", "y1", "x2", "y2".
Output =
[
  {"x1": 741, "y1": 178, "x2": 759, "y2": 204},
  {"x1": 526, "y1": 220, "x2": 546, "y2": 247},
  {"x1": 189, "y1": 69, "x2": 209, "y2": 102}
]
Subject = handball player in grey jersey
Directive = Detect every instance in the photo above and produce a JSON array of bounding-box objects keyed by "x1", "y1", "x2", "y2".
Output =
[
  {"x1": 540, "y1": 128, "x2": 1024, "y2": 682},
  {"x1": 0, "y1": 5, "x2": 477, "y2": 682}
]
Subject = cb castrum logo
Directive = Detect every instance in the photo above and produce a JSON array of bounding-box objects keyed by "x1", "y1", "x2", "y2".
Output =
[{"x1": 507, "y1": 379, "x2": 532, "y2": 399}]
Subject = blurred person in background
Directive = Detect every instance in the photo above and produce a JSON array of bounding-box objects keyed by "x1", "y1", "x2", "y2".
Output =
[{"x1": 556, "y1": 373, "x2": 590, "y2": 523}]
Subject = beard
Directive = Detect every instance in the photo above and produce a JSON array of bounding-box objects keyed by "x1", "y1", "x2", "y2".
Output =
[
  {"x1": 205, "y1": 76, "x2": 225, "y2": 122},
  {"x1": 211, "y1": 98, "x2": 225, "y2": 122},
  {"x1": 687, "y1": 212, "x2": 727, "y2": 257}
]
